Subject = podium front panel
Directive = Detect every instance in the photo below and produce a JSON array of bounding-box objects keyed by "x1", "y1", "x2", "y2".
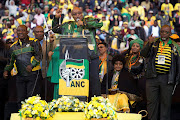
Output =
[{"x1": 58, "y1": 37, "x2": 89, "y2": 98}]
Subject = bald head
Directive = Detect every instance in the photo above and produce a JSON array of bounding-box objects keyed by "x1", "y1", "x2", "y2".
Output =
[
  {"x1": 161, "y1": 25, "x2": 171, "y2": 31},
  {"x1": 34, "y1": 26, "x2": 44, "y2": 41},
  {"x1": 72, "y1": 7, "x2": 83, "y2": 21},
  {"x1": 72, "y1": 7, "x2": 82, "y2": 13},
  {"x1": 160, "y1": 25, "x2": 171, "y2": 41},
  {"x1": 34, "y1": 26, "x2": 43, "y2": 31},
  {"x1": 18, "y1": 25, "x2": 27, "y2": 30},
  {"x1": 17, "y1": 25, "x2": 28, "y2": 40}
]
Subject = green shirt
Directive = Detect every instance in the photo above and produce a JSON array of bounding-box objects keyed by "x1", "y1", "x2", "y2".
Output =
[
  {"x1": 52, "y1": 17, "x2": 103, "y2": 53},
  {"x1": 160, "y1": 38, "x2": 172, "y2": 46},
  {"x1": 47, "y1": 46, "x2": 60, "y2": 83}
]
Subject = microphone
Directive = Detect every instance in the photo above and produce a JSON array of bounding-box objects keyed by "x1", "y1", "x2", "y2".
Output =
[
  {"x1": 76, "y1": 18, "x2": 80, "y2": 22},
  {"x1": 76, "y1": 18, "x2": 84, "y2": 27}
]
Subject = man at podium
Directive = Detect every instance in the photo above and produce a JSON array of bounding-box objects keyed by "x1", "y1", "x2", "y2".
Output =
[{"x1": 48, "y1": 7, "x2": 103, "y2": 100}]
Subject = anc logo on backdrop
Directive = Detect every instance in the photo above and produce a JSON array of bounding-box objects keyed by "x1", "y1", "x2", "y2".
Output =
[{"x1": 59, "y1": 50, "x2": 89, "y2": 97}]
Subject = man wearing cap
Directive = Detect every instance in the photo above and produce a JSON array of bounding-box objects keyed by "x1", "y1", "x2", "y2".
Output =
[
  {"x1": 144, "y1": 10, "x2": 156, "y2": 27},
  {"x1": 141, "y1": 25, "x2": 180, "y2": 120}
]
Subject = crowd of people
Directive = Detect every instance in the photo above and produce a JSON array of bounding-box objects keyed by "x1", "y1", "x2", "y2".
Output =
[{"x1": 0, "y1": 0, "x2": 180, "y2": 120}]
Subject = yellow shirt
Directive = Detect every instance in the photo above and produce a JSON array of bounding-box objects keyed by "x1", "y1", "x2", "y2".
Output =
[
  {"x1": 174, "y1": 3, "x2": 180, "y2": 15},
  {"x1": 59, "y1": 4, "x2": 65, "y2": 9},
  {"x1": 68, "y1": 0, "x2": 76, "y2": 10},
  {"x1": 121, "y1": 7, "x2": 129, "y2": 14},
  {"x1": 155, "y1": 41, "x2": 172, "y2": 74},
  {"x1": 131, "y1": 6, "x2": 145, "y2": 20},
  {"x1": 97, "y1": 14, "x2": 103, "y2": 19},
  {"x1": 129, "y1": 8, "x2": 134, "y2": 16},
  {"x1": 17, "y1": 18, "x2": 22, "y2": 25},
  {"x1": 111, "y1": 38, "x2": 118, "y2": 50},
  {"x1": 101, "y1": 20, "x2": 110, "y2": 32},
  {"x1": 62, "y1": 16, "x2": 74, "y2": 24},
  {"x1": 161, "y1": 3, "x2": 174, "y2": 17},
  {"x1": 144, "y1": 16, "x2": 156, "y2": 27},
  {"x1": 2, "y1": 29, "x2": 14, "y2": 36}
]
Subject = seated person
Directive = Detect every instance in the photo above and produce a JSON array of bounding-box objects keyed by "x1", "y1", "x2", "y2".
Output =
[{"x1": 101, "y1": 54, "x2": 130, "y2": 112}]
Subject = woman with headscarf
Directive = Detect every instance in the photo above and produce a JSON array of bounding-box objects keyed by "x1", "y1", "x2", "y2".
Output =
[
  {"x1": 124, "y1": 38, "x2": 147, "y2": 113},
  {"x1": 124, "y1": 38, "x2": 144, "y2": 77}
]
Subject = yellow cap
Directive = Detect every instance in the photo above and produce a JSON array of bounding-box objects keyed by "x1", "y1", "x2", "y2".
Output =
[
  {"x1": 170, "y1": 34, "x2": 179, "y2": 39},
  {"x1": 95, "y1": 35, "x2": 99, "y2": 39},
  {"x1": 60, "y1": 0, "x2": 64, "y2": 3},
  {"x1": 6, "y1": 35, "x2": 13, "y2": 40},
  {"x1": 123, "y1": 22, "x2": 128, "y2": 25},
  {"x1": 2, "y1": 29, "x2": 7, "y2": 34}
]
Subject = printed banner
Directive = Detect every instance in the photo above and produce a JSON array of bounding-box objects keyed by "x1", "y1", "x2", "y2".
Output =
[{"x1": 59, "y1": 50, "x2": 89, "y2": 97}]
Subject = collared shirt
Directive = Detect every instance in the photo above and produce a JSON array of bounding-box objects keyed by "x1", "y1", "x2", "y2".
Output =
[{"x1": 155, "y1": 38, "x2": 172, "y2": 74}]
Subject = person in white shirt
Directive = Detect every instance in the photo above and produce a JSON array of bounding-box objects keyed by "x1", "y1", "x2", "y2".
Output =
[
  {"x1": 5, "y1": 0, "x2": 18, "y2": 17},
  {"x1": 30, "y1": 18, "x2": 37, "y2": 29},
  {"x1": 141, "y1": 20, "x2": 149, "y2": 38},
  {"x1": 148, "y1": 20, "x2": 160, "y2": 38},
  {"x1": 34, "y1": 8, "x2": 47, "y2": 26}
]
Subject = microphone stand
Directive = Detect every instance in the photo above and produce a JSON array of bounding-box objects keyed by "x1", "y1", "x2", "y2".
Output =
[
  {"x1": 43, "y1": 23, "x2": 64, "y2": 101},
  {"x1": 97, "y1": 29, "x2": 122, "y2": 97}
]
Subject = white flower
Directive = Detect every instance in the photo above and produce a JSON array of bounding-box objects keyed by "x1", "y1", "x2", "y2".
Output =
[
  {"x1": 31, "y1": 110, "x2": 37, "y2": 115},
  {"x1": 45, "y1": 110, "x2": 49, "y2": 115}
]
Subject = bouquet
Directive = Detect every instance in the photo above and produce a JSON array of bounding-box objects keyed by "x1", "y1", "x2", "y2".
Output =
[
  {"x1": 84, "y1": 96, "x2": 117, "y2": 120},
  {"x1": 19, "y1": 95, "x2": 55, "y2": 120},
  {"x1": 49, "y1": 96, "x2": 85, "y2": 112}
]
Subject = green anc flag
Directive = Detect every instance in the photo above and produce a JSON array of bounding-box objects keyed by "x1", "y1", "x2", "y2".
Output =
[
  {"x1": 59, "y1": 59, "x2": 89, "y2": 97},
  {"x1": 66, "y1": 59, "x2": 85, "y2": 69}
]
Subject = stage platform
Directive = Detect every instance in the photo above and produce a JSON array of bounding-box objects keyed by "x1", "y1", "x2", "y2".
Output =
[{"x1": 10, "y1": 112, "x2": 142, "y2": 120}]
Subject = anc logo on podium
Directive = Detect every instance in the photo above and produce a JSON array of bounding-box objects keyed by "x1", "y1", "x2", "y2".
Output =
[
  {"x1": 59, "y1": 50, "x2": 85, "y2": 87},
  {"x1": 59, "y1": 50, "x2": 89, "y2": 96}
]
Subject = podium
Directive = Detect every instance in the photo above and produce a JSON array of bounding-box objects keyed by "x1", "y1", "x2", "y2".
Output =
[{"x1": 47, "y1": 35, "x2": 101, "y2": 101}]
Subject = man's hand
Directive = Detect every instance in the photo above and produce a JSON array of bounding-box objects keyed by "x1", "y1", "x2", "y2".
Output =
[
  {"x1": 26, "y1": 65, "x2": 32, "y2": 72},
  {"x1": 101, "y1": 94, "x2": 107, "y2": 98},
  {"x1": 55, "y1": 9, "x2": 61, "y2": 18},
  {"x1": 77, "y1": 20, "x2": 83, "y2": 26},
  {"x1": 148, "y1": 34, "x2": 155, "y2": 45},
  {"x1": 3, "y1": 71, "x2": 8, "y2": 79},
  {"x1": 48, "y1": 51, "x2": 54, "y2": 60}
]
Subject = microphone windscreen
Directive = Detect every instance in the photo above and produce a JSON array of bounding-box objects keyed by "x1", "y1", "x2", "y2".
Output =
[{"x1": 76, "y1": 18, "x2": 80, "y2": 22}]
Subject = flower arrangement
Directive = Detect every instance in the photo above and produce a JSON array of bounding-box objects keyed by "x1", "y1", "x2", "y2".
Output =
[
  {"x1": 84, "y1": 96, "x2": 117, "y2": 120},
  {"x1": 49, "y1": 96, "x2": 85, "y2": 112},
  {"x1": 19, "y1": 95, "x2": 55, "y2": 120}
]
